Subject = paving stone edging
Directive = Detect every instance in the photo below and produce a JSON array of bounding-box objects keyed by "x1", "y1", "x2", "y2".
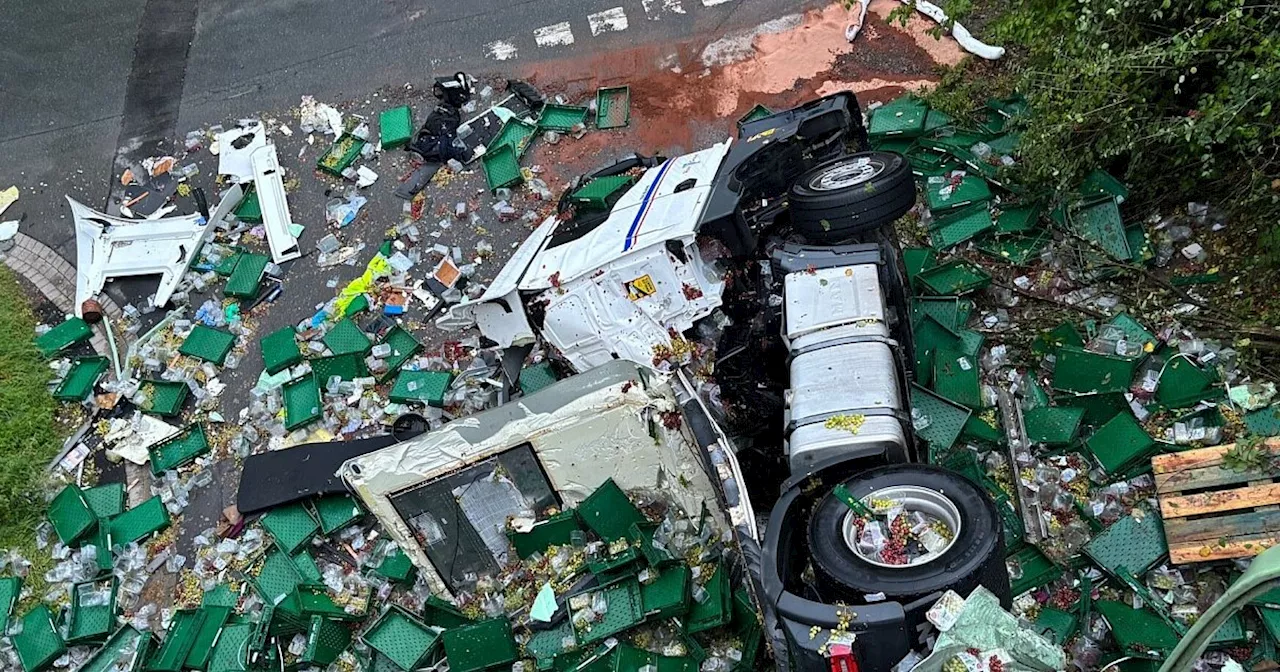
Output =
[{"x1": 1, "y1": 232, "x2": 122, "y2": 356}]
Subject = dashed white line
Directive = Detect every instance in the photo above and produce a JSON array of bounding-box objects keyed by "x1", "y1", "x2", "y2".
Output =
[
  {"x1": 588, "y1": 7, "x2": 629, "y2": 35},
  {"x1": 534, "y1": 22, "x2": 576, "y2": 47},
  {"x1": 643, "y1": 0, "x2": 686, "y2": 19},
  {"x1": 485, "y1": 40, "x2": 518, "y2": 60}
]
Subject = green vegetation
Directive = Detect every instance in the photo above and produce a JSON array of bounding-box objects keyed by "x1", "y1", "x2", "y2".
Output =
[
  {"x1": 0, "y1": 269, "x2": 60, "y2": 548},
  {"x1": 905, "y1": 0, "x2": 1280, "y2": 261}
]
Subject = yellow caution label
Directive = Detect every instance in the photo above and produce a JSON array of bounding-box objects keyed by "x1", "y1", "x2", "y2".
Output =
[{"x1": 624, "y1": 274, "x2": 657, "y2": 300}]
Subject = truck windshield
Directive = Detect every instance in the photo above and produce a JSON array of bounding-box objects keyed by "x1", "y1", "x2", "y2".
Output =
[{"x1": 388, "y1": 443, "x2": 558, "y2": 591}]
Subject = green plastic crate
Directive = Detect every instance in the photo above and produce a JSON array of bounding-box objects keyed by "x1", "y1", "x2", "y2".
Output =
[
  {"x1": 109, "y1": 496, "x2": 170, "y2": 546},
  {"x1": 13, "y1": 605, "x2": 66, "y2": 672},
  {"x1": 322, "y1": 318, "x2": 371, "y2": 357},
  {"x1": 234, "y1": 191, "x2": 262, "y2": 224},
  {"x1": 1084, "y1": 511, "x2": 1167, "y2": 577},
  {"x1": 737, "y1": 104, "x2": 773, "y2": 131},
  {"x1": 442, "y1": 618, "x2": 518, "y2": 672},
  {"x1": 916, "y1": 260, "x2": 992, "y2": 296},
  {"x1": 389, "y1": 369, "x2": 454, "y2": 406},
  {"x1": 261, "y1": 502, "x2": 319, "y2": 554},
  {"x1": 1080, "y1": 169, "x2": 1130, "y2": 203},
  {"x1": 149, "y1": 424, "x2": 209, "y2": 474},
  {"x1": 640, "y1": 565, "x2": 692, "y2": 620},
  {"x1": 570, "y1": 175, "x2": 634, "y2": 211},
  {"x1": 206, "y1": 622, "x2": 251, "y2": 672},
  {"x1": 912, "y1": 313, "x2": 962, "y2": 384},
  {"x1": 362, "y1": 606, "x2": 441, "y2": 671},
  {"x1": 312, "y1": 495, "x2": 363, "y2": 535},
  {"x1": 931, "y1": 348, "x2": 981, "y2": 409},
  {"x1": 138, "y1": 379, "x2": 189, "y2": 417},
  {"x1": 574, "y1": 578, "x2": 646, "y2": 644},
  {"x1": 1052, "y1": 345, "x2": 1137, "y2": 394},
  {"x1": 149, "y1": 609, "x2": 205, "y2": 672},
  {"x1": 868, "y1": 97, "x2": 928, "y2": 138},
  {"x1": 925, "y1": 175, "x2": 992, "y2": 213},
  {"x1": 492, "y1": 117, "x2": 538, "y2": 158},
  {"x1": 1085, "y1": 412, "x2": 1156, "y2": 474},
  {"x1": 1095, "y1": 600, "x2": 1179, "y2": 656},
  {"x1": 422, "y1": 595, "x2": 474, "y2": 630},
  {"x1": 577, "y1": 479, "x2": 645, "y2": 542},
  {"x1": 379, "y1": 106, "x2": 413, "y2": 150},
  {"x1": 185, "y1": 605, "x2": 232, "y2": 670},
  {"x1": 201, "y1": 585, "x2": 238, "y2": 609},
  {"x1": 684, "y1": 563, "x2": 732, "y2": 634},
  {"x1": 377, "y1": 325, "x2": 422, "y2": 381},
  {"x1": 1023, "y1": 406, "x2": 1085, "y2": 446},
  {"x1": 0, "y1": 576, "x2": 22, "y2": 629},
  {"x1": 79, "y1": 626, "x2": 149, "y2": 672},
  {"x1": 482, "y1": 144, "x2": 524, "y2": 192},
  {"x1": 66, "y1": 579, "x2": 116, "y2": 644},
  {"x1": 294, "y1": 552, "x2": 324, "y2": 585},
  {"x1": 83, "y1": 484, "x2": 124, "y2": 522},
  {"x1": 303, "y1": 616, "x2": 352, "y2": 666},
  {"x1": 180, "y1": 325, "x2": 236, "y2": 365},
  {"x1": 538, "y1": 104, "x2": 589, "y2": 131},
  {"x1": 36, "y1": 317, "x2": 92, "y2": 357},
  {"x1": 1245, "y1": 405, "x2": 1280, "y2": 437},
  {"x1": 930, "y1": 202, "x2": 993, "y2": 250},
  {"x1": 1032, "y1": 607, "x2": 1078, "y2": 645},
  {"x1": 509, "y1": 509, "x2": 581, "y2": 559},
  {"x1": 317, "y1": 134, "x2": 367, "y2": 176},
  {"x1": 54, "y1": 356, "x2": 108, "y2": 401},
  {"x1": 311, "y1": 351, "x2": 368, "y2": 384},
  {"x1": 1157, "y1": 356, "x2": 1218, "y2": 408},
  {"x1": 259, "y1": 327, "x2": 302, "y2": 375},
  {"x1": 252, "y1": 549, "x2": 307, "y2": 605},
  {"x1": 1069, "y1": 196, "x2": 1131, "y2": 261},
  {"x1": 519, "y1": 361, "x2": 559, "y2": 396},
  {"x1": 977, "y1": 231, "x2": 1052, "y2": 265},
  {"x1": 223, "y1": 252, "x2": 269, "y2": 299},
  {"x1": 995, "y1": 202, "x2": 1042, "y2": 234},
  {"x1": 595, "y1": 86, "x2": 631, "y2": 130},
  {"x1": 373, "y1": 547, "x2": 417, "y2": 584},
  {"x1": 523, "y1": 620, "x2": 575, "y2": 666},
  {"x1": 613, "y1": 645, "x2": 697, "y2": 672},
  {"x1": 910, "y1": 384, "x2": 972, "y2": 458},
  {"x1": 1007, "y1": 545, "x2": 1062, "y2": 596},
  {"x1": 961, "y1": 413, "x2": 1003, "y2": 445},
  {"x1": 49, "y1": 484, "x2": 96, "y2": 545},
  {"x1": 282, "y1": 373, "x2": 322, "y2": 431},
  {"x1": 902, "y1": 247, "x2": 938, "y2": 286},
  {"x1": 1056, "y1": 391, "x2": 1129, "y2": 427}
]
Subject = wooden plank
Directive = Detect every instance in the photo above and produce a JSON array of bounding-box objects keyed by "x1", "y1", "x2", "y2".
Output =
[
  {"x1": 1164, "y1": 509, "x2": 1280, "y2": 544},
  {"x1": 1152, "y1": 438, "x2": 1280, "y2": 479},
  {"x1": 1160, "y1": 483, "x2": 1280, "y2": 519},
  {"x1": 1155, "y1": 466, "x2": 1277, "y2": 494},
  {"x1": 1170, "y1": 532, "x2": 1280, "y2": 564}
]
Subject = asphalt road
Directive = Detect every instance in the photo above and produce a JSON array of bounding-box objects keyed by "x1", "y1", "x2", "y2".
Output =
[{"x1": 1, "y1": 0, "x2": 810, "y2": 266}]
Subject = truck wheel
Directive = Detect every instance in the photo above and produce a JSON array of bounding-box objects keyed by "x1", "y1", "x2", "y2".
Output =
[
  {"x1": 789, "y1": 152, "x2": 915, "y2": 242},
  {"x1": 807, "y1": 464, "x2": 1007, "y2": 605}
]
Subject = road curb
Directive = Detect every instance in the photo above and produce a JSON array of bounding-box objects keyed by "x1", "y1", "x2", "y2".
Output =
[{"x1": 2, "y1": 232, "x2": 122, "y2": 357}]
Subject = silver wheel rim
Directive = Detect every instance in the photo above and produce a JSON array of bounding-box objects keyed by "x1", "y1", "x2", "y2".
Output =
[
  {"x1": 840, "y1": 485, "x2": 962, "y2": 569},
  {"x1": 809, "y1": 157, "x2": 884, "y2": 191}
]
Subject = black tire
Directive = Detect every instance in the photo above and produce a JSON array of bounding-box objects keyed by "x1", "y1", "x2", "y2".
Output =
[
  {"x1": 789, "y1": 152, "x2": 915, "y2": 242},
  {"x1": 807, "y1": 464, "x2": 1008, "y2": 606}
]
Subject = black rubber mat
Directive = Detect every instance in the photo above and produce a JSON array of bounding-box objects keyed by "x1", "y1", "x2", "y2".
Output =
[{"x1": 235, "y1": 434, "x2": 398, "y2": 514}]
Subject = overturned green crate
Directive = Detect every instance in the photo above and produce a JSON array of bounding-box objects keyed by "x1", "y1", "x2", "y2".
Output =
[
  {"x1": 312, "y1": 495, "x2": 363, "y2": 535},
  {"x1": 1052, "y1": 345, "x2": 1137, "y2": 394},
  {"x1": 931, "y1": 348, "x2": 981, "y2": 409},
  {"x1": 574, "y1": 578, "x2": 646, "y2": 644},
  {"x1": 442, "y1": 618, "x2": 518, "y2": 672},
  {"x1": 234, "y1": 191, "x2": 262, "y2": 224},
  {"x1": 379, "y1": 106, "x2": 413, "y2": 150},
  {"x1": 149, "y1": 424, "x2": 209, "y2": 474},
  {"x1": 1085, "y1": 511, "x2": 1168, "y2": 578},
  {"x1": 206, "y1": 622, "x2": 252, "y2": 672},
  {"x1": 259, "y1": 326, "x2": 302, "y2": 375},
  {"x1": 224, "y1": 252, "x2": 269, "y2": 299},
  {"x1": 180, "y1": 325, "x2": 236, "y2": 365},
  {"x1": 323, "y1": 318, "x2": 371, "y2": 356},
  {"x1": 1068, "y1": 195, "x2": 1131, "y2": 261},
  {"x1": 1007, "y1": 545, "x2": 1062, "y2": 596},
  {"x1": 252, "y1": 548, "x2": 309, "y2": 605},
  {"x1": 185, "y1": 605, "x2": 232, "y2": 670},
  {"x1": 640, "y1": 565, "x2": 692, "y2": 620},
  {"x1": 578, "y1": 478, "x2": 645, "y2": 542},
  {"x1": 482, "y1": 144, "x2": 523, "y2": 192},
  {"x1": 538, "y1": 104, "x2": 588, "y2": 131},
  {"x1": 1157, "y1": 356, "x2": 1219, "y2": 408},
  {"x1": 261, "y1": 502, "x2": 319, "y2": 554},
  {"x1": 148, "y1": 609, "x2": 205, "y2": 672},
  {"x1": 377, "y1": 325, "x2": 423, "y2": 381},
  {"x1": 0, "y1": 577, "x2": 22, "y2": 629},
  {"x1": 138, "y1": 379, "x2": 189, "y2": 417},
  {"x1": 929, "y1": 202, "x2": 993, "y2": 250},
  {"x1": 390, "y1": 369, "x2": 454, "y2": 406},
  {"x1": 79, "y1": 626, "x2": 150, "y2": 672},
  {"x1": 911, "y1": 384, "x2": 972, "y2": 459},
  {"x1": 492, "y1": 117, "x2": 538, "y2": 158},
  {"x1": 373, "y1": 547, "x2": 417, "y2": 584},
  {"x1": 49, "y1": 484, "x2": 96, "y2": 545},
  {"x1": 737, "y1": 104, "x2": 773, "y2": 132},
  {"x1": 282, "y1": 373, "x2": 322, "y2": 431},
  {"x1": 66, "y1": 579, "x2": 116, "y2": 644},
  {"x1": 1024, "y1": 406, "x2": 1085, "y2": 446},
  {"x1": 684, "y1": 563, "x2": 732, "y2": 634},
  {"x1": 916, "y1": 260, "x2": 992, "y2": 296},
  {"x1": 304, "y1": 616, "x2": 352, "y2": 666},
  {"x1": 311, "y1": 351, "x2": 368, "y2": 383},
  {"x1": 570, "y1": 175, "x2": 634, "y2": 211},
  {"x1": 1086, "y1": 412, "x2": 1157, "y2": 475},
  {"x1": 868, "y1": 97, "x2": 928, "y2": 138},
  {"x1": 509, "y1": 509, "x2": 580, "y2": 559},
  {"x1": 13, "y1": 605, "x2": 65, "y2": 672},
  {"x1": 924, "y1": 174, "x2": 991, "y2": 213},
  {"x1": 36, "y1": 317, "x2": 92, "y2": 357},
  {"x1": 519, "y1": 361, "x2": 559, "y2": 396},
  {"x1": 109, "y1": 495, "x2": 170, "y2": 546},
  {"x1": 54, "y1": 356, "x2": 109, "y2": 401},
  {"x1": 362, "y1": 606, "x2": 441, "y2": 671}
]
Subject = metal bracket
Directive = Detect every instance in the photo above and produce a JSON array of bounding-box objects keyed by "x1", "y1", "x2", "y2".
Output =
[{"x1": 997, "y1": 386, "x2": 1047, "y2": 544}]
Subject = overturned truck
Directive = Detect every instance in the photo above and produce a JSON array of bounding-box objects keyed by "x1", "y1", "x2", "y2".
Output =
[{"x1": 344, "y1": 93, "x2": 1012, "y2": 671}]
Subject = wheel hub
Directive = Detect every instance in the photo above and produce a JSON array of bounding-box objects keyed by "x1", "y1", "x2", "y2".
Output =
[
  {"x1": 809, "y1": 157, "x2": 884, "y2": 191},
  {"x1": 841, "y1": 485, "x2": 961, "y2": 568}
]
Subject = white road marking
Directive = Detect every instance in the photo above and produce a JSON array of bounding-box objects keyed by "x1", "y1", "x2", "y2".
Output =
[
  {"x1": 485, "y1": 40, "x2": 518, "y2": 60},
  {"x1": 534, "y1": 22, "x2": 576, "y2": 47},
  {"x1": 702, "y1": 0, "x2": 734, "y2": 6},
  {"x1": 588, "y1": 7, "x2": 629, "y2": 35},
  {"x1": 643, "y1": 0, "x2": 686, "y2": 19}
]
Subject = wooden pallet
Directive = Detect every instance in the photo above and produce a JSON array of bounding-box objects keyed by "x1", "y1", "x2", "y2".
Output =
[{"x1": 1155, "y1": 437, "x2": 1280, "y2": 564}]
